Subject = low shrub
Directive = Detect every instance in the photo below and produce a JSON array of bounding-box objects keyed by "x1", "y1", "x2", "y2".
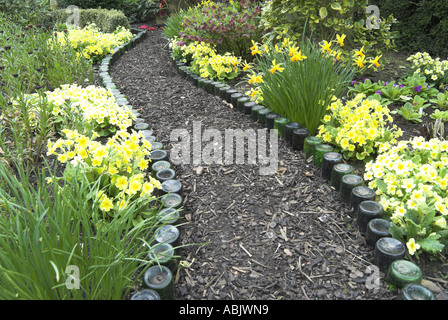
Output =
[
  {"x1": 41, "y1": 8, "x2": 130, "y2": 33},
  {"x1": 177, "y1": 0, "x2": 262, "y2": 61}
]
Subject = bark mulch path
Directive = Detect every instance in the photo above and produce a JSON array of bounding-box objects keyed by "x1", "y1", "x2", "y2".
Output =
[{"x1": 109, "y1": 29, "x2": 448, "y2": 300}]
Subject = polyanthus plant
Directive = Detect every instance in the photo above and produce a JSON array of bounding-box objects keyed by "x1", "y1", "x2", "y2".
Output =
[
  {"x1": 364, "y1": 136, "x2": 448, "y2": 257},
  {"x1": 317, "y1": 94, "x2": 403, "y2": 162},
  {"x1": 47, "y1": 129, "x2": 162, "y2": 226},
  {"x1": 407, "y1": 52, "x2": 448, "y2": 89},
  {"x1": 170, "y1": 39, "x2": 242, "y2": 81},
  {"x1": 246, "y1": 37, "x2": 355, "y2": 134},
  {"x1": 50, "y1": 24, "x2": 134, "y2": 64},
  {"x1": 44, "y1": 84, "x2": 135, "y2": 136}
]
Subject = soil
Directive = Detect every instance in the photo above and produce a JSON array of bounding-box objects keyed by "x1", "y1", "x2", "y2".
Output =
[{"x1": 109, "y1": 27, "x2": 448, "y2": 300}]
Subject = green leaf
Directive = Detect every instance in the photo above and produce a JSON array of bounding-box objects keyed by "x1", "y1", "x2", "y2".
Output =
[
  {"x1": 417, "y1": 238, "x2": 445, "y2": 254},
  {"x1": 330, "y1": 2, "x2": 342, "y2": 11},
  {"x1": 356, "y1": 152, "x2": 365, "y2": 160},
  {"x1": 389, "y1": 223, "x2": 405, "y2": 242},
  {"x1": 319, "y1": 7, "x2": 328, "y2": 19},
  {"x1": 375, "y1": 179, "x2": 388, "y2": 193}
]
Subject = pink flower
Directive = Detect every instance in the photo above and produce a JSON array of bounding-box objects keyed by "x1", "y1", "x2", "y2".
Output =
[{"x1": 140, "y1": 25, "x2": 148, "y2": 29}]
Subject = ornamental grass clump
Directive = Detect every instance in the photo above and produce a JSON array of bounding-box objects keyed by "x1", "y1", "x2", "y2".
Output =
[
  {"x1": 317, "y1": 94, "x2": 403, "y2": 162},
  {"x1": 0, "y1": 161, "x2": 165, "y2": 300},
  {"x1": 364, "y1": 136, "x2": 448, "y2": 257},
  {"x1": 245, "y1": 37, "x2": 355, "y2": 134}
]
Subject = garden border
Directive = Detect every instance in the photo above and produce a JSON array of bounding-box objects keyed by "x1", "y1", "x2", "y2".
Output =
[{"x1": 95, "y1": 28, "x2": 185, "y2": 300}]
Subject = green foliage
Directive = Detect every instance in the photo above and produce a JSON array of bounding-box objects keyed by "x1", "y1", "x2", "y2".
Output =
[
  {"x1": 260, "y1": 0, "x2": 397, "y2": 56},
  {"x1": 430, "y1": 109, "x2": 448, "y2": 121},
  {"x1": 178, "y1": 0, "x2": 262, "y2": 61},
  {"x1": 115, "y1": 0, "x2": 159, "y2": 23},
  {"x1": 163, "y1": 8, "x2": 187, "y2": 39},
  {"x1": 0, "y1": 0, "x2": 52, "y2": 25},
  {"x1": 371, "y1": 0, "x2": 448, "y2": 58},
  {"x1": 41, "y1": 8, "x2": 130, "y2": 33},
  {"x1": 55, "y1": 0, "x2": 118, "y2": 9},
  {"x1": 430, "y1": 92, "x2": 448, "y2": 110},
  {"x1": 0, "y1": 13, "x2": 93, "y2": 166},
  {"x1": 396, "y1": 103, "x2": 423, "y2": 123}
]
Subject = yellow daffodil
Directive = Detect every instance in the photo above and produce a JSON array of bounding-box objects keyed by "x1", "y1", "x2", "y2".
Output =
[
  {"x1": 242, "y1": 61, "x2": 252, "y2": 72},
  {"x1": 290, "y1": 50, "x2": 307, "y2": 62},
  {"x1": 269, "y1": 60, "x2": 285, "y2": 74},
  {"x1": 320, "y1": 40, "x2": 332, "y2": 53},
  {"x1": 369, "y1": 55, "x2": 382, "y2": 68},
  {"x1": 336, "y1": 34, "x2": 346, "y2": 47},
  {"x1": 248, "y1": 73, "x2": 263, "y2": 84},
  {"x1": 355, "y1": 56, "x2": 366, "y2": 68},
  {"x1": 354, "y1": 46, "x2": 365, "y2": 58}
]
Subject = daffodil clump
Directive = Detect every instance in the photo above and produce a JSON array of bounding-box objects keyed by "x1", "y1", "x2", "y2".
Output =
[
  {"x1": 50, "y1": 24, "x2": 134, "y2": 64},
  {"x1": 46, "y1": 84, "x2": 135, "y2": 136},
  {"x1": 407, "y1": 52, "x2": 448, "y2": 88},
  {"x1": 363, "y1": 136, "x2": 448, "y2": 256},
  {"x1": 169, "y1": 39, "x2": 241, "y2": 81},
  {"x1": 245, "y1": 37, "x2": 355, "y2": 134},
  {"x1": 319, "y1": 34, "x2": 383, "y2": 74},
  {"x1": 47, "y1": 129, "x2": 162, "y2": 224},
  {"x1": 317, "y1": 94, "x2": 403, "y2": 162},
  {"x1": 245, "y1": 37, "x2": 307, "y2": 103}
]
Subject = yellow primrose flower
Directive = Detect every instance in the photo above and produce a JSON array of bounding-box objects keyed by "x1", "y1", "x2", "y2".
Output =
[
  {"x1": 406, "y1": 238, "x2": 420, "y2": 255},
  {"x1": 99, "y1": 195, "x2": 114, "y2": 212},
  {"x1": 115, "y1": 176, "x2": 128, "y2": 190}
]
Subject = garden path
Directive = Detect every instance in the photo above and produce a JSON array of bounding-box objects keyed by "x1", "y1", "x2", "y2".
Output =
[{"x1": 110, "y1": 29, "x2": 403, "y2": 300}]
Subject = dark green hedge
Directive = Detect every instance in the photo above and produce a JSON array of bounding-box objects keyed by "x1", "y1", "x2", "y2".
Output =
[
  {"x1": 372, "y1": 0, "x2": 448, "y2": 58},
  {"x1": 41, "y1": 8, "x2": 130, "y2": 33},
  {"x1": 55, "y1": 0, "x2": 118, "y2": 10}
]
